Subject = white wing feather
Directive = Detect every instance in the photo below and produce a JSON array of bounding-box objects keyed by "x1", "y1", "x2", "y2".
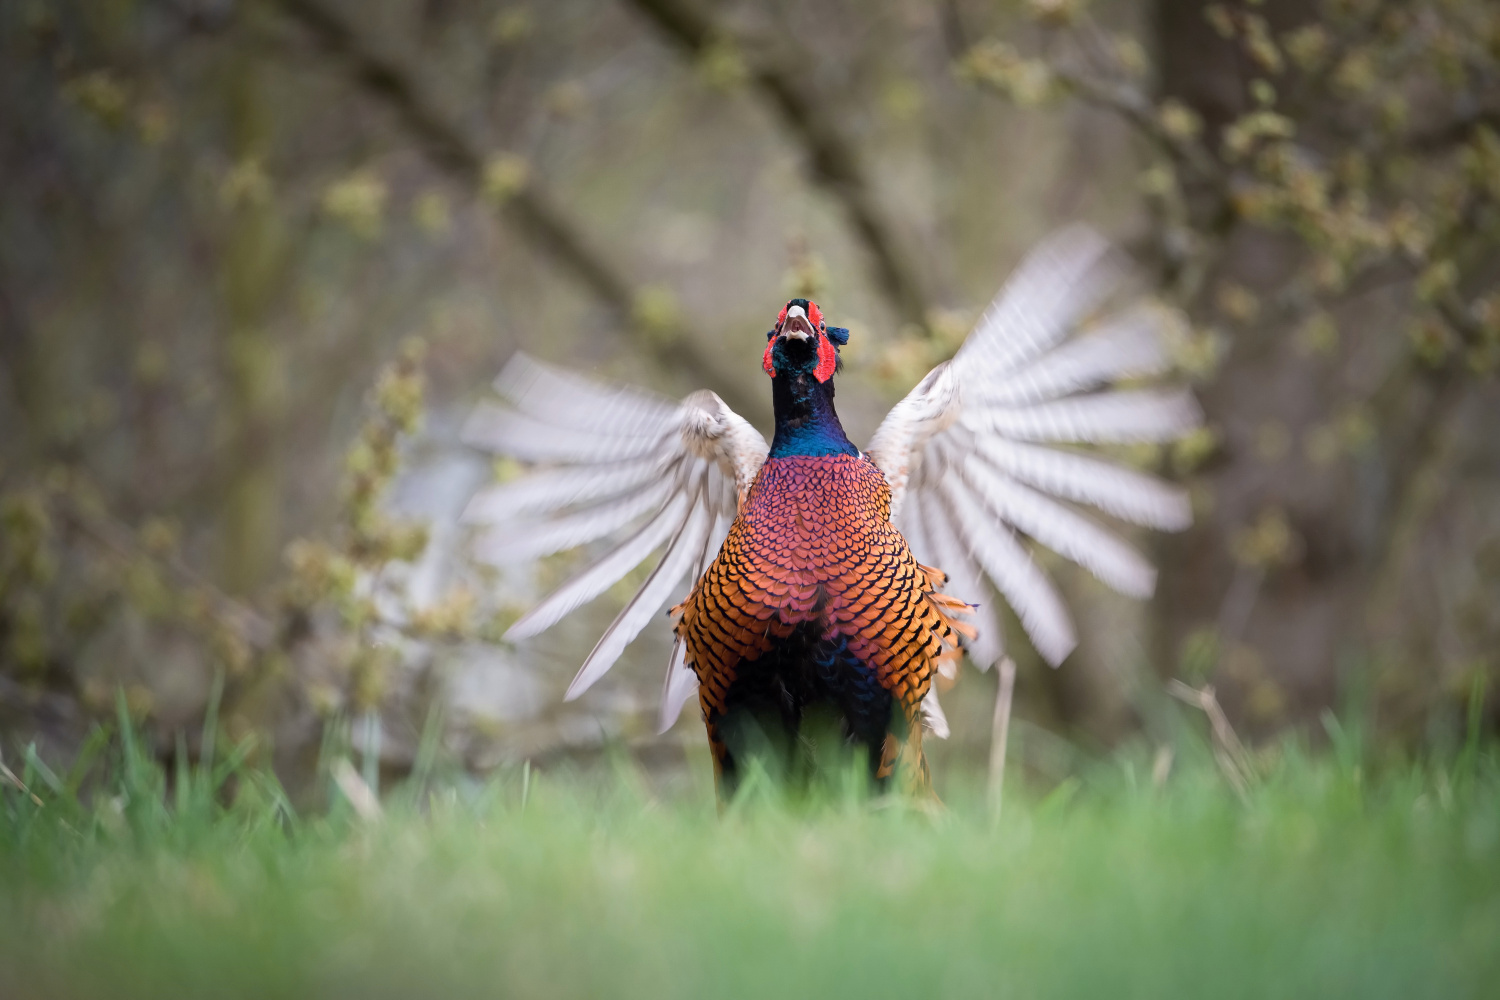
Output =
[
  {"x1": 901, "y1": 480, "x2": 1003, "y2": 668},
  {"x1": 658, "y1": 636, "x2": 698, "y2": 735},
  {"x1": 962, "y1": 389, "x2": 1200, "y2": 444},
  {"x1": 505, "y1": 489, "x2": 692, "y2": 641},
  {"x1": 867, "y1": 226, "x2": 1200, "y2": 668},
  {"x1": 463, "y1": 353, "x2": 767, "y2": 711},
  {"x1": 655, "y1": 465, "x2": 734, "y2": 733},
  {"x1": 938, "y1": 475, "x2": 1078, "y2": 667},
  {"x1": 973, "y1": 306, "x2": 1171, "y2": 407},
  {"x1": 566, "y1": 476, "x2": 714, "y2": 699},
  {"x1": 464, "y1": 455, "x2": 664, "y2": 521},
  {"x1": 472, "y1": 471, "x2": 680, "y2": 563},
  {"x1": 463, "y1": 403, "x2": 670, "y2": 463}
]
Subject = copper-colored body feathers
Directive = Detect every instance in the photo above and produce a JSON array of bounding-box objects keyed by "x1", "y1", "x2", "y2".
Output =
[{"x1": 674, "y1": 454, "x2": 972, "y2": 790}]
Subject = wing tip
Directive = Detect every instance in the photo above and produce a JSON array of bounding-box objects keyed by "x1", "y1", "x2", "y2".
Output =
[
  {"x1": 1036, "y1": 628, "x2": 1078, "y2": 669},
  {"x1": 563, "y1": 656, "x2": 610, "y2": 701},
  {"x1": 492, "y1": 350, "x2": 543, "y2": 398},
  {"x1": 503, "y1": 612, "x2": 548, "y2": 644}
]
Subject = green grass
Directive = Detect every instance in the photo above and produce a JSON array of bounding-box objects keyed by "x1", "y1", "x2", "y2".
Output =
[{"x1": 2, "y1": 724, "x2": 1498, "y2": 999}]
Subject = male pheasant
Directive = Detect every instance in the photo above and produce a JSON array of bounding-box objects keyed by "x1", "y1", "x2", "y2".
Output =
[{"x1": 463, "y1": 227, "x2": 1199, "y2": 797}]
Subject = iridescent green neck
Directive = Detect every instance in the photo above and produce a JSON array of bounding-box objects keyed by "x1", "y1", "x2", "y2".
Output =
[{"x1": 769, "y1": 369, "x2": 857, "y2": 459}]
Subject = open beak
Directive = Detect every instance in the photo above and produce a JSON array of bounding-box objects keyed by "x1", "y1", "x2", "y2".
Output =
[{"x1": 779, "y1": 304, "x2": 815, "y2": 341}]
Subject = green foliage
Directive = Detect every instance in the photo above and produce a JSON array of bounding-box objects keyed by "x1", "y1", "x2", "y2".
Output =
[
  {"x1": 0, "y1": 726, "x2": 1497, "y2": 999},
  {"x1": 964, "y1": 0, "x2": 1500, "y2": 370}
]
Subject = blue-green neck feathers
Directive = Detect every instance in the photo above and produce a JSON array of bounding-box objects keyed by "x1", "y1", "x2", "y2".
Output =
[{"x1": 769, "y1": 368, "x2": 857, "y2": 459}]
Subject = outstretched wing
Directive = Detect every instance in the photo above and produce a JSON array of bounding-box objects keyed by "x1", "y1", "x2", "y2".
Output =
[
  {"x1": 462, "y1": 353, "x2": 768, "y2": 711},
  {"x1": 866, "y1": 226, "x2": 1199, "y2": 669}
]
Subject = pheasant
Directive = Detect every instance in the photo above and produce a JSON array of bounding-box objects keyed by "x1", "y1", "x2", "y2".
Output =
[{"x1": 463, "y1": 227, "x2": 1199, "y2": 796}]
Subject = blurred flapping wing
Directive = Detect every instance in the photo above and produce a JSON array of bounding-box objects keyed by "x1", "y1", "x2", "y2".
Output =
[
  {"x1": 462, "y1": 353, "x2": 768, "y2": 709},
  {"x1": 866, "y1": 226, "x2": 1200, "y2": 670}
]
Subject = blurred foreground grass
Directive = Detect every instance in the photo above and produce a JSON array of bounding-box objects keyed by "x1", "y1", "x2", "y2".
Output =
[{"x1": 1, "y1": 720, "x2": 1497, "y2": 1000}]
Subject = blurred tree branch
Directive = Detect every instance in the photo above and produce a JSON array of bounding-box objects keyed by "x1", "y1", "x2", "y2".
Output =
[
  {"x1": 51, "y1": 488, "x2": 277, "y2": 652},
  {"x1": 0, "y1": 268, "x2": 40, "y2": 443},
  {"x1": 269, "y1": 0, "x2": 747, "y2": 409},
  {"x1": 623, "y1": 0, "x2": 934, "y2": 334}
]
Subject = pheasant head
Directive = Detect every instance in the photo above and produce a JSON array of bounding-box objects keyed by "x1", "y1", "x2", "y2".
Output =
[
  {"x1": 762, "y1": 299, "x2": 858, "y2": 459},
  {"x1": 762, "y1": 298, "x2": 850, "y2": 382}
]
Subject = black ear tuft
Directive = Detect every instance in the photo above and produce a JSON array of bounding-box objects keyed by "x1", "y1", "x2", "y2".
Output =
[
  {"x1": 826, "y1": 326, "x2": 850, "y2": 346},
  {"x1": 766, "y1": 330, "x2": 776, "y2": 341}
]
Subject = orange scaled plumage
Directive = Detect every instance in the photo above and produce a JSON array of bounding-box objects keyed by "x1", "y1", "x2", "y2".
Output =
[{"x1": 674, "y1": 453, "x2": 974, "y2": 792}]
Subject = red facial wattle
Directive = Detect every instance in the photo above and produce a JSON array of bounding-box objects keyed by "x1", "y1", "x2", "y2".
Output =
[{"x1": 813, "y1": 333, "x2": 837, "y2": 383}]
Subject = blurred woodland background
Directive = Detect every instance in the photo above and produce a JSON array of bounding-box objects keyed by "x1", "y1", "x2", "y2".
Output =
[{"x1": 2, "y1": 0, "x2": 1498, "y2": 793}]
